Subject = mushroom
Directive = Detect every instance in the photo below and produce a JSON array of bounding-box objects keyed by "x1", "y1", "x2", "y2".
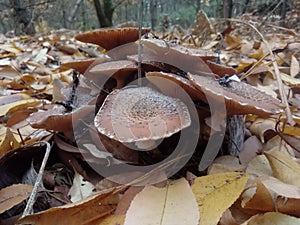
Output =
[
  {"x1": 187, "y1": 73, "x2": 285, "y2": 117},
  {"x1": 205, "y1": 60, "x2": 237, "y2": 77},
  {"x1": 141, "y1": 39, "x2": 218, "y2": 61},
  {"x1": 94, "y1": 86, "x2": 191, "y2": 149},
  {"x1": 75, "y1": 27, "x2": 151, "y2": 51},
  {"x1": 86, "y1": 60, "x2": 138, "y2": 88},
  {"x1": 135, "y1": 39, "x2": 216, "y2": 77},
  {"x1": 146, "y1": 71, "x2": 205, "y2": 101},
  {"x1": 60, "y1": 57, "x2": 108, "y2": 74}
]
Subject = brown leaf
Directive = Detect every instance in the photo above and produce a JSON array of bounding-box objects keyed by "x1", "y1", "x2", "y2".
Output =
[
  {"x1": 0, "y1": 184, "x2": 33, "y2": 214},
  {"x1": 17, "y1": 190, "x2": 119, "y2": 225}
]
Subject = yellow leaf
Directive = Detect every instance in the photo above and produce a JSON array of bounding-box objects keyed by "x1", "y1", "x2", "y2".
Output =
[
  {"x1": 225, "y1": 34, "x2": 241, "y2": 50},
  {"x1": 249, "y1": 118, "x2": 276, "y2": 143},
  {"x1": 0, "y1": 127, "x2": 20, "y2": 156},
  {"x1": 0, "y1": 43, "x2": 22, "y2": 54},
  {"x1": 191, "y1": 172, "x2": 249, "y2": 225},
  {"x1": 264, "y1": 149, "x2": 300, "y2": 188},
  {"x1": 124, "y1": 178, "x2": 199, "y2": 225},
  {"x1": 0, "y1": 99, "x2": 41, "y2": 117},
  {"x1": 249, "y1": 47, "x2": 263, "y2": 60},
  {"x1": 95, "y1": 214, "x2": 125, "y2": 225},
  {"x1": 290, "y1": 55, "x2": 300, "y2": 77},
  {"x1": 242, "y1": 212, "x2": 300, "y2": 225}
]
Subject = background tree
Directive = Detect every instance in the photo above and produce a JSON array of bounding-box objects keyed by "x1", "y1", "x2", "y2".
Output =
[{"x1": 10, "y1": 0, "x2": 36, "y2": 34}]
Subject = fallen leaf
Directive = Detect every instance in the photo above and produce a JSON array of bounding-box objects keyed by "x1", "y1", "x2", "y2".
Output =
[
  {"x1": 191, "y1": 172, "x2": 249, "y2": 225},
  {"x1": 290, "y1": 55, "x2": 300, "y2": 77},
  {"x1": 0, "y1": 183, "x2": 33, "y2": 214},
  {"x1": 0, "y1": 127, "x2": 20, "y2": 156},
  {"x1": 17, "y1": 190, "x2": 119, "y2": 225},
  {"x1": 264, "y1": 149, "x2": 300, "y2": 188},
  {"x1": 68, "y1": 170, "x2": 95, "y2": 203},
  {"x1": 239, "y1": 136, "x2": 263, "y2": 166},
  {"x1": 124, "y1": 178, "x2": 199, "y2": 225},
  {"x1": 249, "y1": 118, "x2": 277, "y2": 143},
  {"x1": 246, "y1": 155, "x2": 273, "y2": 177},
  {"x1": 241, "y1": 212, "x2": 300, "y2": 225},
  {"x1": 208, "y1": 156, "x2": 245, "y2": 174}
]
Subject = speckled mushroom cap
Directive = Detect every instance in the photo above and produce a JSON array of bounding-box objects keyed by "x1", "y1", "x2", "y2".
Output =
[
  {"x1": 94, "y1": 86, "x2": 191, "y2": 143},
  {"x1": 188, "y1": 73, "x2": 285, "y2": 117}
]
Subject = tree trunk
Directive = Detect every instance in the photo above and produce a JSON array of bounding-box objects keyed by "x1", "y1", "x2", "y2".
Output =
[
  {"x1": 150, "y1": 0, "x2": 157, "y2": 30},
  {"x1": 10, "y1": 0, "x2": 36, "y2": 35},
  {"x1": 223, "y1": 0, "x2": 233, "y2": 19},
  {"x1": 93, "y1": 0, "x2": 114, "y2": 28},
  {"x1": 280, "y1": 0, "x2": 287, "y2": 26}
]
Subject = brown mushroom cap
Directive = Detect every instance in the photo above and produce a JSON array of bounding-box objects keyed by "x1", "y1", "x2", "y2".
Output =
[
  {"x1": 94, "y1": 86, "x2": 191, "y2": 144},
  {"x1": 60, "y1": 58, "x2": 103, "y2": 74},
  {"x1": 142, "y1": 39, "x2": 218, "y2": 61},
  {"x1": 205, "y1": 60, "x2": 237, "y2": 77},
  {"x1": 187, "y1": 73, "x2": 285, "y2": 117},
  {"x1": 86, "y1": 60, "x2": 138, "y2": 88},
  {"x1": 139, "y1": 39, "x2": 215, "y2": 76},
  {"x1": 75, "y1": 27, "x2": 151, "y2": 50}
]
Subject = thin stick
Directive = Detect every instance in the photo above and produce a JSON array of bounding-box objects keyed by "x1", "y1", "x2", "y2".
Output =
[
  {"x1": 137, "y1": 0, "x2": 144, "y2": 86},
  {"x1": 22, "y1": 141, "x2": 52, "y2": 217},
  {"x1": 228, "y1": 18, "x2": 294, "y2": 125}
]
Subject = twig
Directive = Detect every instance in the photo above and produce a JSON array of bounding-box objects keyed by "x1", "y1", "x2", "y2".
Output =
[
  {"x1": 228, "y1": 18, "x2": 295, "y2": 126},
  {"x1": 21, "y1": 141, "x2": 52, "y2": 217}
]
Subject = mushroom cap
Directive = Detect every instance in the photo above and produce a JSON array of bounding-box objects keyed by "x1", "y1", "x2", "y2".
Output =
[
  {"x1": 142, "y1": 39, "x2": 218, "y2": 61},
  {"x1": 139, "y1": 39, "x2": 215, "y2": 76},
  {"x1": 86, "y1": 60, "x2": 137, "y2": 88},
  {"x1": 60, "y1": 58, "x2": 101, "y2": 74},
  {"x1": 94, "y1": 86, "x2": 191, "y2": 143},
  {"x1": 75, "y1": 27, "x2": 151, "y2": 50},
  {"x1": 187, "y1": 73, "x2": 285, "y2": 117},
  {"x1": 205, "y1": 60, "x2": 237, "y2": 77}
]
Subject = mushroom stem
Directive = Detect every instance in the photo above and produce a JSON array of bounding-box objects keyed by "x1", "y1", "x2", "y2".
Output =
[{"x1": 135, "y1": 140, "x2": 157, "y2": 150}]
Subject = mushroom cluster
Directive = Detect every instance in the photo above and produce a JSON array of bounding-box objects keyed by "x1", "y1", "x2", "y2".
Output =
[{"x1": 60, "y1": 27, "x2": 285, "y2": 162}]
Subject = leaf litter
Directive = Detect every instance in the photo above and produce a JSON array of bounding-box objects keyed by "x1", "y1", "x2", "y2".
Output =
[{"x1": 0, "y1": 11, "x2": 299, "y2": 225}]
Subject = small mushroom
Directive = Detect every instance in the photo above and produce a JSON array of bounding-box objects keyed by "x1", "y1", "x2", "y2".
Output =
[
  {"x1": 86, "y1": 60, "x2": 138, "y2": 88},
  {"x1": 187, "y1": 73, "x2": 285, "y2": 117},
  {"x1": 75, "y1": 27, "x2": 151, "y2": 51},
  {"x1": 94, "y1": 86, "x2": 191, "y2": 149}
]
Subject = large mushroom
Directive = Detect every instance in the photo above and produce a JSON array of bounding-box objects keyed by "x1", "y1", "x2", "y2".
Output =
[
  {"x1": 94, "y1": 86, "x2": 191, "y2": 149},
  {"x1": 75, "y1": 27, "x2": 151, "y2": 51}
]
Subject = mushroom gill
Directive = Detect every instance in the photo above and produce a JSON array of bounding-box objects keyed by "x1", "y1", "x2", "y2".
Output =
[{"x1": 94, "y1": 86, "x2": 191, "y2": 149}]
